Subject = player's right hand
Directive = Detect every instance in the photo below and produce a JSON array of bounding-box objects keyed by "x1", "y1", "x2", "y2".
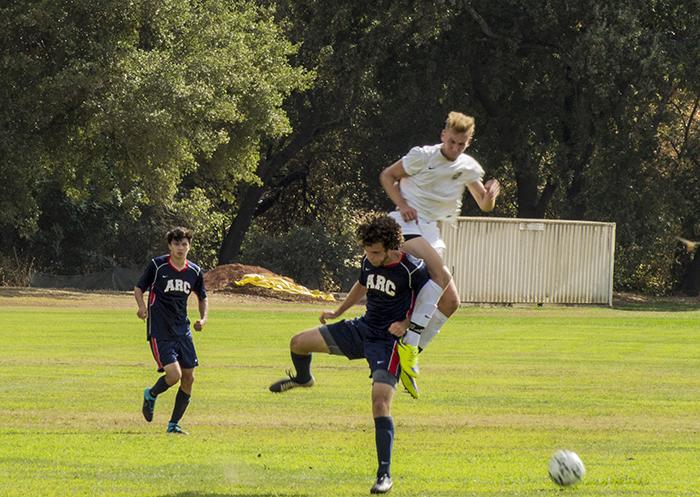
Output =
[
  {"x1": 399, "y1": 205, "x2": 419, "y2": 223},
  {"x1": 388, "y1": 319, "x2": 409, "y2": 337},
  {"x1": 137, "y1": 308, "x2": 148, "y2": 320},
  {"x1": 484, "y1": 178, "x2": 501, "y2": 199},
  {"x1": 319, "y1": 310, "x2": 340, "y2": 324}
]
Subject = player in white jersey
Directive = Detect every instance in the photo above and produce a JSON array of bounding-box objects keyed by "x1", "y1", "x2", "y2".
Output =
[{"x1": 380, "y1": 111, "x2": 501, "y2": 389}]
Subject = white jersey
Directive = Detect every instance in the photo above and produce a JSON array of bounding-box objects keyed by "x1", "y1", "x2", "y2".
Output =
[{"x1": 400, "y1": 144, "x2": 484, "y2": 221}]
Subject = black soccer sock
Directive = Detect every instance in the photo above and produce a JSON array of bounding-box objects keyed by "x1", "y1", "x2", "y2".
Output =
[
  {"x1": 374, "y1": 416, "x2": 394, "y2": 477},
  {"x1": 149, "y1": 375, "x2": 172, "y2": 397},
  {"x1": 291, "y1": 351, "x2": 312, "y2": 383},
  {"x1": 169, "y1": 388, "x2": 191, "y2": 424}
]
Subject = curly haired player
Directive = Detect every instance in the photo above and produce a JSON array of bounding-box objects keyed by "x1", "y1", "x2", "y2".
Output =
[{"x1": 269, "y1": 215, "x2": 432, "y2": 494}]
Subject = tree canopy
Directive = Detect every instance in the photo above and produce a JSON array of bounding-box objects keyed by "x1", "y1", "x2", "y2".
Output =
[
  {"x1": 1, "y1": 0, "x2": 309, "y2": 270},
  {"x1": 1, "y1": 0, "x2": 698, "y2": 294}
]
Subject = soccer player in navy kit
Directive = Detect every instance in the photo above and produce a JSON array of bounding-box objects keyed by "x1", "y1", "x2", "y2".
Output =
[
  {"x1": 268, "y1": 215, "x2": 431, "y2": 494},
  {"x1": 134, "y1": 227, "x2": 208, "y2": 435}
]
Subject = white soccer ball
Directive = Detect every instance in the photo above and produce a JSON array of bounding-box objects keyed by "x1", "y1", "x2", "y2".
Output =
[{"x1": 548, "y1": 449, "x2": 585, "y2": 486}]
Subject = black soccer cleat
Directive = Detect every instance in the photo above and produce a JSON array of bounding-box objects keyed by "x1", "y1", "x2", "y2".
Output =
[
  {"x1": 370, "y1": 474, "x2": 393, "y2": 494},
  {"x1": 166, "y1": 422, "x2": 188, "y2": 435},
  {"x1": 269, "y1": 370, "x2": 315, "y2": 393},
  {"x1": 142, "y1": 388, "x2": 156, "y2": 422}
]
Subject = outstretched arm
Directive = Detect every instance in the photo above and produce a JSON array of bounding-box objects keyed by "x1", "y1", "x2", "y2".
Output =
[
  {"x1": 466, "y1": 178, "x2": 501, "y2": 212},
  {"x1": 379, "y1": 160, "x2": 418, "y2": 222},
  {"x1": 320, "y1": 281, "x2": 367, "y2": 324}
]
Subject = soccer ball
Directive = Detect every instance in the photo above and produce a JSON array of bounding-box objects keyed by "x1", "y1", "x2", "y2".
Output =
[{"x1": 548, "y1": 449, "x2": 585, "y2": 486}]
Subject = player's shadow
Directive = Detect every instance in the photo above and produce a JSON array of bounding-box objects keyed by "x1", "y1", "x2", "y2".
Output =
[
  {"x1": 612, "y1": 299, "x2": 700, "y2": 312},
  {"x1": 158, "y1": 493, "x2": 308, "y2": 497}
]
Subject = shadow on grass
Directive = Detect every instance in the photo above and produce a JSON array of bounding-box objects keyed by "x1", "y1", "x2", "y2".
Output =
[
  {"x1": 614, "y1": 302, "x2": 700, "y2": 312},
  {"x1": 613, "y1": 294, "x2": 700, "y2": 312},
  {"x1": 158, "y1": 494, "x2": 308, "y2": 497},
  {"x1": 0, "y1": 287, "x2": 127, "y2": 299},
  {"x1": 613, "y1": 297, "x2": 700, "y2": 312}
]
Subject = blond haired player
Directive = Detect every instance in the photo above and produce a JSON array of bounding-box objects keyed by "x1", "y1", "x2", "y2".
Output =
[{"x1": 380, "y1": 111, "x2": 501, "y2": 393}]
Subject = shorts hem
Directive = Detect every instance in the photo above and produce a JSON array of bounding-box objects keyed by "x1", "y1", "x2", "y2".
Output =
[{"x1": 319, "y1": 325, "x2": 344, "y2": 355}]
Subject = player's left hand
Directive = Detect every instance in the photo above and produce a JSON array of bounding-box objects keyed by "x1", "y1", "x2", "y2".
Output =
[
  {"x1": 484, "y1": 178, "x2": 501, "y2": 199},
  {"x1": 388, "y1": 319, "x2": 409, "y2": 337},
  {"x1": 319, "y1": 310, "x2": 340, "y2": 324},
  {"x1": 194, "y1": 319, "x2": 205, "y2": 331}
]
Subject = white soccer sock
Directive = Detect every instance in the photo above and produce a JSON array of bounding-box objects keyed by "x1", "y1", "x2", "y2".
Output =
[
  {"x1": 419, "y1": 310, "x2": 448, "y2": 349},
  {"x1": 411, "y1": 279, "x2": 443, "y2": 328},
  {"x1": 402, "y1": 328, "x2": 421, "y2": 346}
]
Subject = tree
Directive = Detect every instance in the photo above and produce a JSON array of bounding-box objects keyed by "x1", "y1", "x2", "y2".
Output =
[
  {"x1": 217, "y1": 0, "x2": 699, "y2": 295},
  {"x1": 217, "y1": 0, "x2": 452, "y2": 264},
  {"x1": 0, "y1": 0, "x2": 309, "y2": 272},
  {"x1": 354, "y1": 0, "x2": 699, "y2": 292}
]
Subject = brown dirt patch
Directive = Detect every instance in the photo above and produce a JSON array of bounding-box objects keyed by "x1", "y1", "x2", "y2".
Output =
[
  {"x1": 0, "y1": 286, "x2": 328, "y2": 310},
  {"x1": 204, "y1": 263, "x2": 334, "y2": 303}
]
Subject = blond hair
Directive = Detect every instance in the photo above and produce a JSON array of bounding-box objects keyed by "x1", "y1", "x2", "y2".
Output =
[{"x1": 445, "y1": 111, "x2": 475, "y2": 138}]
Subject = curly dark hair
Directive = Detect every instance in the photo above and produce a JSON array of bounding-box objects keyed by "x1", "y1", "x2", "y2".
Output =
[
  {"x1": 356, "y1": 215, "x2": 403, "y2": 250},
  {"x1": 167, "y1": 226, "x2": 193, "y2": 244}
]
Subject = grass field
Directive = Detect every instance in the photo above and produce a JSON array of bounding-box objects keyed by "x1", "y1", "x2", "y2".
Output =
[{"x1": 0, "y1": 288, "x2": 699, "y2": 497}]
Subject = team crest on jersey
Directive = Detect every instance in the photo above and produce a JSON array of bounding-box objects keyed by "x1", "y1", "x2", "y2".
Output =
[
  {"x1": 164, "y1": 279, "x2": 191, "y2": 294},
  {"x1": 452, "y1": 171, "x2": 463, "y2": 180},
  {"x1": 366, "y1": 274, "x2": 396, "y2": 296}
]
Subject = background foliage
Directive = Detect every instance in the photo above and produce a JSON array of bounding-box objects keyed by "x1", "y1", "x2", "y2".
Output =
[{"x1": 1, "y1": 0, "x2": 698, "y2": 293}]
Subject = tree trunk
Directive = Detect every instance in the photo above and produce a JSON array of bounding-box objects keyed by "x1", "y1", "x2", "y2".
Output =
[
  {"x1": 217, "y1": 182, "x2": 266, "y2": 265},
  {"x1": 681, "y1": 253, "x2": 700, "y2": 296},
  {"x1": 217, "y1": 112, "x2": 347, "y2": 265},
  {"x1": 513, "y1": 151, "x2": 551, "y2": 219}
]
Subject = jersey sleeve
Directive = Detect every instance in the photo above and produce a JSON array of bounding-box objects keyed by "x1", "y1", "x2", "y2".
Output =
[
  {"x1": 401, "y1": 146, "x2": 430, "y2": 176},
  {"x1": 135, "y1": 260, "x2": 156, "y2": 291},
  {"x1": 463, "y1": 157, "x2": 486, "y2": 184},
  {"x1": 412, "y1": 263, "x2": 431, "y2": 293},
  {"x1": 192, "y1": 270, "x2": 207, "y2": 300},
  {"x1": 358, "y1": 257, "x2": 369, "y2": 286}
]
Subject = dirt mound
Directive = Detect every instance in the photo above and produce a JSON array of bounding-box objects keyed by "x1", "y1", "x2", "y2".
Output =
[
  {"x1": 204, "y1": 263, "x2": 276, "y2": 291},
  {"x1": 204, "y1": 263, "x2": 331, "y2": 303}
]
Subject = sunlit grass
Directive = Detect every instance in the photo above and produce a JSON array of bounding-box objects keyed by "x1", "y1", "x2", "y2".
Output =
[{"x1": 0, "y1": 292, "x2": 698, "y2": 496}]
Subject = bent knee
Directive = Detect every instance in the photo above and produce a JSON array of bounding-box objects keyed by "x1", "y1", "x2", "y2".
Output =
[
  {"x1": 440, "y1": 291, "x2": 460, "y2": 315},
  {"x1": 290, "y1": 333, "x2": 306, "y2": 353},
  {"x1": 166, "y1": 371, "x2": 182, "y2": 384}
]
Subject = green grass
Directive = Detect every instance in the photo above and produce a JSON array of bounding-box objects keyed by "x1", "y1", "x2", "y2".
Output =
[{"x1": 0, "y1": 293, "x2": 699, "y2": 496}]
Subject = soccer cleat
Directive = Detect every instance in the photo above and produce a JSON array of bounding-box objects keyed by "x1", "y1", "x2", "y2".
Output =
[
  {"x1": 399, "y1": 369, "x2": 420, "y2": 399},
  {"x1": 397, "y1": 339, "x2": 420, "y2": 378},
  {"x1": 142, "y1": 388, "x2": 156, "y2": 422},
  {"x1": 166, "y1": 422, "x2": 188, "y2": 435},
  {"x1": 269, "y1": 370, "x2": 315, "y2": 393},
  {"x1": 370, "y1": 474, "x2": 393, "y2": 494}
]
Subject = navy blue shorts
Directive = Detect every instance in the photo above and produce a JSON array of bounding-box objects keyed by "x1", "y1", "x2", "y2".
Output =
[
  {"x1": 320, "y1": 318, "x2": 400, "y2": 386},
  {"x1": 148, "y1": 334, "x2": 198, "y2": 372}
]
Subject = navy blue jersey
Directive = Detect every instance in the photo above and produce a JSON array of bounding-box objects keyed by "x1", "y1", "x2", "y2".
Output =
[
  {"x1": 136, "y1": 255, "x2": 207, "y2": 340},
  {"x1": 359, "y1": 252, "x2": 430, "y2": 334}
]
